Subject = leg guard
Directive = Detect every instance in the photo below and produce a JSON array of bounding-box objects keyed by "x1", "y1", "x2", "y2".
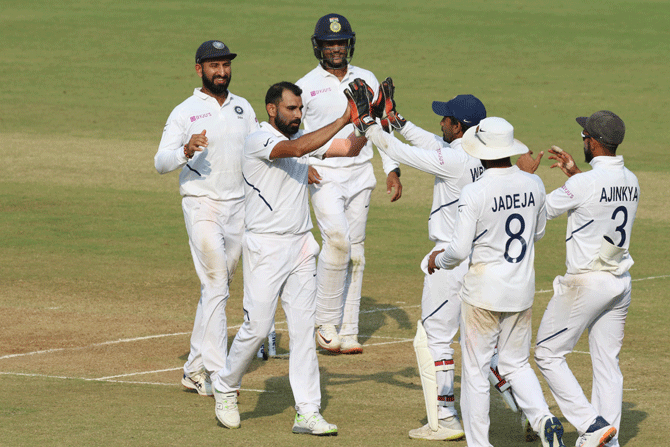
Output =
[
  {"x1": 414, "y1": 320, "x2": 438, "y2": 431},
  {"x1": 435, "y1": 359, "x2": 456, "y2": 411}
]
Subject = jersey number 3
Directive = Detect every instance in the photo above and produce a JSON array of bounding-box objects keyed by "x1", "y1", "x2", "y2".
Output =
[
  {"x1": 504, "y1": 213, "x2": 527, "y2": 263},
  {"x1": 604, "y1": 205, "x2": 628, "y2": 247}
]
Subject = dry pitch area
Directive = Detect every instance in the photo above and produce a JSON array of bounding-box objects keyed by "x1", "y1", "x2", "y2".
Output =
[{"x1": 1, "y1": 134, "x2": 668, "y2": 446}]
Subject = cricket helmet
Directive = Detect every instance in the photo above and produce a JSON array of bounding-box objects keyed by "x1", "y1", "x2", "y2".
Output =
[{"x1": 311, "y1": 13, "x2": 356, "y2": 66}]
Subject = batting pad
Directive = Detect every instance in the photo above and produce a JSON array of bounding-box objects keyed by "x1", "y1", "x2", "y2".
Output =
[{"x1": 413, "y1": 320, "x2": 439, "y2": 431}]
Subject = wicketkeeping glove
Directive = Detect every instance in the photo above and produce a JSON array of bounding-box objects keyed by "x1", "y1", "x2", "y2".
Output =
[
  {"x1": 371, "y1": 77, "x2": 395, "y2": 119},
  {"x1": 371, "y1": 77, "x2": 406, "y2": 132},
  {"x1": 344, "y1": 78, "x2": 376, "y2": 135}
]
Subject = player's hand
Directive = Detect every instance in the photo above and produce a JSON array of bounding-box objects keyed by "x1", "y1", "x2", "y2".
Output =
[
  {"x1": 185, "y1": 129, "x2": 207, "y2": 159},
  {"x1": 427, "y1": 249, "x2": 445, "y2": 275},
  {"x1": 516, "y1": 150, "x2": 544, "y2": 174},
  {"x1": 386, "y1": 170, "x2": 402, "y2": 202},
  {"x1": 308, "y1": 166, "x2": 322, "y2": 184},
  {"x1": 548, "y1": 146, "x2": 581, "y2": 177}
]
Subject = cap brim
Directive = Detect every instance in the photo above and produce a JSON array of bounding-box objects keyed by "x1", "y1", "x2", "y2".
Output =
[
  {"x1": 198, "y1": 53, "x2": 237, "y2": 63},
  {"x1": 461, "y1": 126, "x2": 529, "y2": 160},
  {"x1": 432, "y1": 101, "x2": 453, "y2": 117},
  {"x1": 575, "y1": 116, "x2": 588, "y2": 128}
]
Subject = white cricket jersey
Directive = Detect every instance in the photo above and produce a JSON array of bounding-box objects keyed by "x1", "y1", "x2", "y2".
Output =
[
  {"x1": 367, "y1": 124, "x2": 484, "y2": 243},
  {"x1": 547, "y1": 155, "x2": 639, "y2": 274},
  {"x1": 296, "y1": 64, "x2": 398, "y2": 174},
  {"x1": 154, "y1": 88, "x2": 259, "y2": 200},
  {"x1": 243, "y1": 122, "x2": 328, "y2": 235},
  {"x1": 436, "y1": 166, "x2": 547, "y2": 312}
]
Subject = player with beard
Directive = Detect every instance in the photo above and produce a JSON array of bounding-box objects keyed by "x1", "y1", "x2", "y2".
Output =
[
  {"x1": 519, "y1": 111, "x2": 638, "y2": 447},
  {"x1": 296, "y1": 13, "x2": 402, "y2": 356},
  {"x1": 211, "y1": 81, "x2": 370, "y2": 434},
  {"x1": 155, "y1": 40, "x2": 259, "y2": 397}
]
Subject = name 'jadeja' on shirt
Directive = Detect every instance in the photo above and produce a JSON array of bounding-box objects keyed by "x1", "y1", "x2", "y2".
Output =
[{"x1": 492, "y1": 192, "x2": 536, "y2": 212}]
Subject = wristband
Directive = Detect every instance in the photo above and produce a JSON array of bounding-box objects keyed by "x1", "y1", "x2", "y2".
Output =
[{"x1": 390, "y1": 167, "x2": 401, "y2": 178}]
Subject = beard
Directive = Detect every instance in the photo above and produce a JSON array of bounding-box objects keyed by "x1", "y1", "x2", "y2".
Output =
[
  {"x1": 202, "y1": 71, "x2": 231, "y2": 95},
  {"x1": 275, "y1": 112, "x2": 301, "y2": 136},
  {"x1": 584, "y1": 142, "x2": 594, "y2": 163},
  {"x1": 321, "y1": 48, "x2": 348, "y2": 70}
]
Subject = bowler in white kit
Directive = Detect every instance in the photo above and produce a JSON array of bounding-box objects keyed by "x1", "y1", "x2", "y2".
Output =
[{"x1": 211, "y1": 81, "x2": 369, "y2": 436}]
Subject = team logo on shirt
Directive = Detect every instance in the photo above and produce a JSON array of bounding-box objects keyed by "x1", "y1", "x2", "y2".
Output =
[
  {"x1": 329, "y1": 18, "x2": 342, "y2": 33},
  {"x1": 234, "y1": 106, "x2": 244, "y2": 115}
]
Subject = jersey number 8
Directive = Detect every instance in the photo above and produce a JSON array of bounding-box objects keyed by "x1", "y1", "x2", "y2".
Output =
[{"x1": 504, "y1": 213, "x2": 527, "y2": 263}]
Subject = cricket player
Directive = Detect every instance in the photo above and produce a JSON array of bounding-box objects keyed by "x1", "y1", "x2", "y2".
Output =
[
  {"x1": 427, "y1": 117, "x2": 566, "y2": 447},
  {"x1": 524, "y1": 111, "x2": 638, "y2": 447},
  {"x1": 296, "y1": 13, "x2": 402, "y2": 354},
  {"x1": 360, "y1": 87, "x2": 486, "y2": 440},
  {"x1": 154, "y1": 40, "x2": 258, "y2": 396},
  {"x1": 211, "y1": 81, "x2": 370, "y2": 435}
]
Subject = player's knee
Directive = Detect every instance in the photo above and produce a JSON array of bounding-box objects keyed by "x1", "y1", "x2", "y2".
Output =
[
  {"x1": 534, "y1": 346, "x2": 554, "y2": 370},
  {"x1": 321, "y1": 232, "x2": 351, "y2": 266}
]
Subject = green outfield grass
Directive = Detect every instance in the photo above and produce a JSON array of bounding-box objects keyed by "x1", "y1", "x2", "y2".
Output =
[{"x1": 1, "y1": 0, "x2": 668, "y2": 445}]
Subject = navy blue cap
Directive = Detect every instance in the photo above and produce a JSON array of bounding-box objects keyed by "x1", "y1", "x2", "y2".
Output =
[
  {"x1": 195, "y1": 40, "x2": 237, "y2": 64},
  {"x1": 432, "y1": 95, "x2": 486, "y2": 126}
]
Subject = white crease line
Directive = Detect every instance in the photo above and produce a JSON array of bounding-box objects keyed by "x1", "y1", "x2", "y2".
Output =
[
  {"x1": 360, "y1": 338, "x2": 414, "y2": 347},
  {"x1": 3, "y1": 273, "x2": 666, "y2": 361},
  {"x1": 96, "y1": 367, "x2": 182, "y2": 380},
  {"x1": 0, "y1": 371, "x2": 273, "y2": 391},
  {"x1": 632, "y1": 274, "x2": 670, "y2": 282}
]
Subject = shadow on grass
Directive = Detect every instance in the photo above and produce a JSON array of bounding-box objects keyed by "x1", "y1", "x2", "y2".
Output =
[
  {"x1": 619, "y1": 400, "x2": 646, "y2": 446},
  {"x1": 359, "y1": 295, "x2": 414, "y2": 337},
  {"x1": 244, "y1": 366, "x2": 421, "y2": 420}
]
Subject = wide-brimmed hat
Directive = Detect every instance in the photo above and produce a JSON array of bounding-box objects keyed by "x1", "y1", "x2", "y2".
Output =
[{"x1": 461, "y1": 117, "x2": 528, "y2": 160}]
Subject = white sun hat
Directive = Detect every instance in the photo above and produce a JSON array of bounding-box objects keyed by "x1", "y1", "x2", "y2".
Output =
[{"x1": 461, "y1": 117, "x2": 529, "y2": 160}]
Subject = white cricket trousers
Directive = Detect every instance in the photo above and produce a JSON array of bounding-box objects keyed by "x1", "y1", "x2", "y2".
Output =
[
  {"x1": 212, "y1": 231, "x2": 322, "y2": 414},
  {"x1": 421, "y1": 251, "x2": 468, "y2": 419},
  {"x1": 460, "y1": 302, "x2": 552, "y2": 447},
  {"x1": 310, "y1": 162, "x2": 376, "y2": 337},
  {"x1": 182, "y1": 196, "x2": 244, "y2": 376},
  {"x1": 535, "y1": 271, "x2": 631, "y2": 443}
]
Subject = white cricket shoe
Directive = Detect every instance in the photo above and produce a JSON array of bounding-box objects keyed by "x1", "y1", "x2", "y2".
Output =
[
  {"x1": 316, "y1": 324, "x2": 341, "y2": 353},
  {"x1": 181, "y1": 371, "x2": 213, "y2": 396},
  {"x1": 214, "y1": 391, "x2": 240, "y2": 429},
  {"x1": 575, "y1": 416, "x2": 616, "y2": 447},
  {"x1": 408, "y1": 416, "x2": 465, "y2": 441},
  {"x1": 539, "y1": 415, "x2": 566, "y2": 447},
  {"x1": 292, "y1": 411, "x2": 338, "y2": 436},
  {"x1": 339, "y1": 335, "x2": 363, "y2": 354}
]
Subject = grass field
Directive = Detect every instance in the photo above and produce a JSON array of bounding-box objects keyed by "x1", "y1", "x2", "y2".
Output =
[{"x1": 1, "y1": 1, "x2": 669, "y2": 445}]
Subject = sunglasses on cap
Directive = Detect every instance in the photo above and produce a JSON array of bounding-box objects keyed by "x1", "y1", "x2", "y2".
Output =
[{"x1": 581, "y1": 131, "x2": 598, "y2": 141}]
